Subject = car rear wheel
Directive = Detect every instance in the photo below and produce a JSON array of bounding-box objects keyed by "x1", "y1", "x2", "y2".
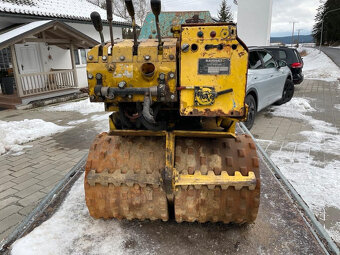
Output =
[
  {"x1": 275, "y1": 79, "x2": 294, "y2": 105},
  {"x1": 244, "y1": 94, "x2": 256, "y2": 130}
]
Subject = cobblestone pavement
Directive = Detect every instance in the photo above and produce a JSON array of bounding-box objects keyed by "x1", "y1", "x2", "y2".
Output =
[
  {"x1": 0, "y1": 103, "x2": 108, "y2": 240},
  {"x1": 251, "y1": 78, "x2": 340, "y2": 244}
]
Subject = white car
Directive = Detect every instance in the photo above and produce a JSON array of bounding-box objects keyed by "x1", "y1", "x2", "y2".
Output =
[{"x1": 244, "y1": 47, "x2": 294, "y2": 130}]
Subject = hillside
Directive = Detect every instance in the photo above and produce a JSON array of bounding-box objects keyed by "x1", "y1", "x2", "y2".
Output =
[{"x1": 270, "y1": 35, "x2": 314, "y2": 44}]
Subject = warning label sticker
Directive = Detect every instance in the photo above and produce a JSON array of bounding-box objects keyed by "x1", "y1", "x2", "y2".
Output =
[{"x1": 198, "y1": 58, "x2": 230, "y2": 75}]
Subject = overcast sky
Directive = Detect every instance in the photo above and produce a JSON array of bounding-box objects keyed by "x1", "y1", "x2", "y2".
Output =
[{"x1": 162, "y1": 0, "x2": 321, "y2": 37}]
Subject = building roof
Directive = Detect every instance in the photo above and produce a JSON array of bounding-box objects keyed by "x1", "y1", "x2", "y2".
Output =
[
  {"x1": 0, "y1": 0, "x2": 130, "y2": 26},
  {"x1": 0, "y1": 20, "x2": 99, "y2": 50}
]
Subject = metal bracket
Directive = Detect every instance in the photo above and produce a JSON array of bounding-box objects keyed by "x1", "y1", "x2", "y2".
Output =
[{"x1": 174, "y1": 170, "x2": 257, "y2": 190}]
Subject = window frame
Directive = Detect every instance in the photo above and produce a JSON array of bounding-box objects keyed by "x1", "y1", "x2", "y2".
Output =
[
  {"x1": 248, "y1": 50, "x2": 264, "y2": 70},
  {"x1": 257, "y1": 50, "x2": 277, "y2": 69}
]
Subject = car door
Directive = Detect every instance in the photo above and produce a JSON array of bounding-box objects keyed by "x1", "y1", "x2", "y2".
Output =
[
  {"x1": 258, "y1": 51, "x2": 286, "y2": 105},
  {"x1": 247, "y1": 51, "x2": 266, "y2": 111}
]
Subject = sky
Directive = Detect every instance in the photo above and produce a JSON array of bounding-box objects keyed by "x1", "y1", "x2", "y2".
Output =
[{"x1": 162, "y1": 0, "x2": 322, "y2": 37}]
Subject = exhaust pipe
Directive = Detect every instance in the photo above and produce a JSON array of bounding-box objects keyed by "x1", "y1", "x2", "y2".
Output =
[{"x1": 124, "y1": 0, "x2": 138, "y2": 55}]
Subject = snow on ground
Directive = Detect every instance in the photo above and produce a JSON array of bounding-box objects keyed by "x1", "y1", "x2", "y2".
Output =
[
  {"x1": 270, "y1": 97, "x2": 336, "y2": 133},
  {"x1": 298, "y1": 47, "x2": 340, "y2": 81},
  {"x1": 0, "y1": 119, "x2": 70, "y2": 155},
  {"x1": 335, "y1": 104, "x2": 340, "y2": 111},
  {"x1": 269, "y1": 97, "x2": 340, "y2": 243},
  {"x1": 67, "y1": 119, "x2": 88, "y2": 125},
  {"x1": 11, "y1": 175, "x2": 130, "y2": 255},
  {"x1": 44, "y1": 99, "x2": 104, "y2": 115}
]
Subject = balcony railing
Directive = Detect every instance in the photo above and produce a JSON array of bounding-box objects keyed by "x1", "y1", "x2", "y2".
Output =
[{"x1": 18, "y1": 70, "x2": 76, "y2": 97}]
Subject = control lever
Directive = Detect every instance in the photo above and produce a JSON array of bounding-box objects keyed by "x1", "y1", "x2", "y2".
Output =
[{"x1": 90, "y1": 12, "x2": 104, "y2": 46}]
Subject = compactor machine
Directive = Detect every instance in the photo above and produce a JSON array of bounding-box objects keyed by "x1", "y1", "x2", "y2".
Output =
[{"x1": 85, "y1": 0, "x2": 260, "y2": 223}]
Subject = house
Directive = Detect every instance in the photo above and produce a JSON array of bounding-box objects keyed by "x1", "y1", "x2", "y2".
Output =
[{"x1": 0, "y1": 0, "x2": 130, "y2": 108}]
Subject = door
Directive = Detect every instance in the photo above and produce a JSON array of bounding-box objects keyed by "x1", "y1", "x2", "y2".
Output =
[
  {"x1": 15, "y1": 43, "x2": 44, "y2": 92},
  {"x1": 258, "y1": 50, "x2": 286, "y2": 105}
]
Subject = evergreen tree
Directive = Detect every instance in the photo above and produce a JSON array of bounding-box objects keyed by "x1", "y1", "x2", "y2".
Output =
[
  {"x1": 218, "y1": 0, "x2": 233, "y2": 22},
  {"x1": 313, "y1": 0, "x2": 340, "y2": 45}
]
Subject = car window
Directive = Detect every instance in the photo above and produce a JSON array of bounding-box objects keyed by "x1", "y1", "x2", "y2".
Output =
[
  {"x1": 258, "y1": 51, "x2": 277, "y2": 68},
  {"x1": 278, "y1": 50, "x2": 287, "y2": 59},
  {"x1": 248, "y1": 51, "x2": 262, "y2": 69},
  {"x1": 293, "y1": 49, "x2": 302, "y2": 62}
]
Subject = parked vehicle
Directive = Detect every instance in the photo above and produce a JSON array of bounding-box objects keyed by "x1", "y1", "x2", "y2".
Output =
[
  {"x1": 264, "y1": 46, "x2": 304, "y2": 84},
  {"x1": 244, "y1": 47, "x2": 294, "y2": 130}
]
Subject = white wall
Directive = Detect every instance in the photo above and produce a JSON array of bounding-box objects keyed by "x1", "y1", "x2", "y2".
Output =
[
  {"x1": 237, "y1": 0, "x2": 273, "y2": 46},
  {"x1": 66, "y1": 22, "x2": 123, "y2": 43},
  {"x1": 37, "y1": 43, "x2": 89, "y2": 87}
]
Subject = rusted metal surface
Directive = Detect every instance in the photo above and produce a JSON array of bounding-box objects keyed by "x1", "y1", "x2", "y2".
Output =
[
  {"x1": 138, "y1": 11, "x2": 213, "y2": 40},
  {"x1": 85, "y1": 132, "x2": 261, "y2": 224},
  {"x1": 84, "y1": 133, "x2": 169, "y2": 221},
  {"x1": 174, "y1": 135, "x2": 260, "y2": 224}
]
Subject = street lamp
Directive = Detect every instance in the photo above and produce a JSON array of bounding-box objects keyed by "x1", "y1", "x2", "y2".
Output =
[{"x1": 319, "y1": 7, "x2": 340, "y2": 53}]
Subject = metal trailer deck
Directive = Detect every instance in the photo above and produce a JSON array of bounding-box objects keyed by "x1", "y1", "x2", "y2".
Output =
[{"x1": 1, "y1": 124, "x2": 339, "y2": 255}]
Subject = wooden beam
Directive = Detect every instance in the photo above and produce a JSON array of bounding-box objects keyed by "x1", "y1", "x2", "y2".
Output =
[
  {"x1": 10, "y1": 45, "x2": 24, "y2": 97},
  {"x1": 24, "y1": 38, "x2": 71, "y2": 43},
  {"x1": 70, "y1": 44, "x2": 79, "y2": 88}
]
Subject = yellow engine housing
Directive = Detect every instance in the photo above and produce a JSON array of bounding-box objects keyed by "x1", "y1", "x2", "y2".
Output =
[
  {"x1": 86, "y1": 23, "x2": 248, "y2": 120},
  {"x1": 180, "y1": 24, "x2": 248, "y2": 117}
]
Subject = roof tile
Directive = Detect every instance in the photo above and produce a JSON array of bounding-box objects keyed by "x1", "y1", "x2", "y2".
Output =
[{"x1": 0, "y1": 0, "x2": 129, "y2": 25}]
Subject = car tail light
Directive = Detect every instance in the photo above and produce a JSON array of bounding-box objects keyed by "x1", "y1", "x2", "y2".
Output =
[{"x1": 291, "y1": 62, "x2": 302, "y2": 68}]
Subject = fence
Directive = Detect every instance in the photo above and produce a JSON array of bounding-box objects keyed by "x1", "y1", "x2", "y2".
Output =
[{"x1": 18, "y1": 70, "x2": 76, "y2": 96}]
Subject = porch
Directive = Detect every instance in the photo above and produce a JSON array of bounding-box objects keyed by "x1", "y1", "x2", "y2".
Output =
[{"x1": 0, "y1": 20, "x2": 98, "y2": 108}]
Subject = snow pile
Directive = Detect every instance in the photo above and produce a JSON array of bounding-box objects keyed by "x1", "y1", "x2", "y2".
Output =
[
  {"x1": 67, "y1": 119, "x2": 88, "y2": 125},
  {"x1": 271, "y1": 151, "x2": 340, "y2": 213},
  {"x1": 11, "y1": 176, "x2": 129, "y2": 255},
  {"x1": 299, "y1": 47, "x2": 340, "y2": 81},
  {"x1": 270, "y1": 97, "x2": 337, "y2": 133},
  {"x1": 91, "y1": 113, "x2": 111, "y2": 132},
  {"x1": 335, "y1": 104, "x2": 340, "y2": 111},
  {"x1": 0, "y1": 119, "x2": 70, "y2": 155},
  {"x1": 44, "y1": 99, "x2": 104, "y2": 115}
]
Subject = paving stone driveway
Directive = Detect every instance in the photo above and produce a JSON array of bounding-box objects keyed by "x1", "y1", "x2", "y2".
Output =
[
  {"x1": 251, "y1": 78, "x2": 340, "y2": 244},
  {"x1": 0, "y1": 106, "x2": 108, "y2": 240}
]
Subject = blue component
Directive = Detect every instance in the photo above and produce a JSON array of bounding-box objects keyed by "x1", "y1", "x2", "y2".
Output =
[
  {"x1": 197, "y1": 31, "x2": 204, "y2": 37},
  {"x1": 138, "y1": 11, "x2": 213, "y2": 40}
]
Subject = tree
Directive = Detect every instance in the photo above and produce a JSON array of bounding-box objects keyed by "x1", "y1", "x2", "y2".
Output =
[
  {"x1": 217, "y1": 0, "x2": 233, "y2": 22},
  {"x1": 313, "y1": 0, "x2": 340, "y2": 45}
]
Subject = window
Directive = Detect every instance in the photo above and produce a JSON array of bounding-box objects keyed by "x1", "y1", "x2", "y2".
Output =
[
  {"x1": 248, "y1": 51, "x2": 262, "y2": 69},
  {"x1": 278, "y1": 50, "x2": 287, "y2": 60},
  {"x1": 0, "y1": 47, "x2": 12, "y2": 71},
  {"x1": 80, "y1": 49, "x2": 87, "y2": 65},
  {"x1": 73, "y1": 49, "x2": 80, "y2": 65},
  {"x1": 258, "y1": 51, "x2": 276, "y2": 68}
]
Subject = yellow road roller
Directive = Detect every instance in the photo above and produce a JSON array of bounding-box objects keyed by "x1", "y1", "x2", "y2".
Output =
[{"x1": 84, "y1": 0, "x2": 260, "y2": 224}]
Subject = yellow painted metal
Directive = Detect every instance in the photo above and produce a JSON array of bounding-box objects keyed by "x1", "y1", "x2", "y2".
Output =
[
  {"x1": 86, "y1": 38, "x2": 177, "y2": 103},
  {"x1": 174, "y1": 170, "x2": 257, "y2": 191},
  {"x1": 165, "y1": 132, "x2": 175, "y2": 201},
  {"x1": 180, "y1": 24, "x2": 248, "y2": 117}
]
